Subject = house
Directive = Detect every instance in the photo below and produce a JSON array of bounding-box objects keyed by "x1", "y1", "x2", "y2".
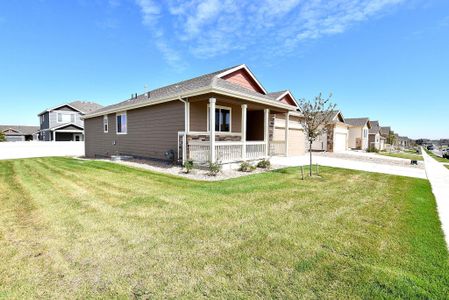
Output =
[
  {"x1": 346, "y1": 118, "x2": 371, "y2": 150},
  {"x1": 0, "y1": 125, "x2": 39, "y2": 142},
  {"x1": 83, "y1": 64, "x2": 305, "y2": 164},
  {"x1": 398, "y1": 136, "x2": 410, "y2": 149},
  {"x1": 38, "y1": 101, "x2": 103, "y2": 141},
  {"x1": 309, "y1": 111, "x2": 349, "y2": 152},
  {"x1": 368, "y1": 121, "x2": 386, "y2": 150}
]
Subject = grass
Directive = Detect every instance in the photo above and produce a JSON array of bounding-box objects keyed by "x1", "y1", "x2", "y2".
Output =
[
  {"x1": 0, "y1": 157, "x2": 448, "y2": 298},
  {"x1": 378, "y1": 151, "x2": 423, "y2": 161},
  {"x1": 424, "y1": 148, "x2": 449, "y2": 163},
  {"x1": 445, "y1": 165, "x2": 449, "y2": 170}
]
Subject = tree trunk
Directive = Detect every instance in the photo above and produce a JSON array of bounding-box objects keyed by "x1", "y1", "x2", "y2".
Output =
[{"x1": 309, "y1": 140, "x2": 312, "y2": 176}]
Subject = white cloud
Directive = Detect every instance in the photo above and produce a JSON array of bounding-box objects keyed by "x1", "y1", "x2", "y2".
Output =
[{"x1": 135, "y1": 0, "x2": 405, "y2": 67}]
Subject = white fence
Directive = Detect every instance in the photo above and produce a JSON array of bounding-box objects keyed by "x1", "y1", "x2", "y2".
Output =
[{"x1": 0, "y1": 141, "x2": 84, "y2": 160}]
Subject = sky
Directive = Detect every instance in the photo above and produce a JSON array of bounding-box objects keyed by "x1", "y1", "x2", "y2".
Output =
[{"x1": 0, "y1": 0, "x2": 448, "y2": 139}]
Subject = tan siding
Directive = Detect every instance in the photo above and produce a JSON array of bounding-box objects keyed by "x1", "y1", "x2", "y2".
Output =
[
  {"x1": 189, "y1": 99, "x2": 242, "y2": 133},
  {"x1": 85, "y1": 101, "x2": 184, "y2": 160}
]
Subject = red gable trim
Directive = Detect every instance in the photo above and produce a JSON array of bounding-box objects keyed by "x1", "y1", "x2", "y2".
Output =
[
  {"x1": 217, "y1": 65, "x2": 267, "y2": 95},
  {"x1": 273, "y1": 91, "x2": 299, "y2": 109}
]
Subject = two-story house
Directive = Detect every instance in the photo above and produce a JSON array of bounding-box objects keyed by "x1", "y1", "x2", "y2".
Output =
[{"x1": 38, "y1": 101, "x2": 103, "y2": 141}]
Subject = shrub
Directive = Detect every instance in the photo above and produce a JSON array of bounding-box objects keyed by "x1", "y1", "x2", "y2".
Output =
[
  {"x1": 257, "y1": 159, "x2": 271, "y2": 169},
  {"x1": 367, "y1": 146, "x2": 379, "y2": 153},
  {"x1": 239, "y1": 161, "x2": 256, "y2": 172},
  {"x1": 208, "y1": 161, "x2": 221, "y2": 176},
  {"x1": 0, "y1": 132, "x2": 5, "y2": 142},
  {"x1": 183, "y1": 160, "x2": 194, "y2": 174}
]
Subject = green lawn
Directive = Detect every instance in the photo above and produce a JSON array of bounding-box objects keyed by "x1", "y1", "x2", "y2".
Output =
[
  {"x1": 424, "y1": 148, "x2": 449, "y2": 163},
  {"x1": 1, "y1": 157, "x2": 448, "y2": 298},
  {"x1": 378, "y1": 152, "x2": 423, "y2": 161},
  {"x1": 445, "y1": 165, "x2": 449, "y2": 170}
]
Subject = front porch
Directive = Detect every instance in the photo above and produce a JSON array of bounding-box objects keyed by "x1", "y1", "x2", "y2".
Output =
[{"x1": 177, "y1": 95, "x2": 296, "y2": 164}]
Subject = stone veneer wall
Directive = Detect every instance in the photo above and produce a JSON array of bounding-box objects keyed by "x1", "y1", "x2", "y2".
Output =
[
  {"x1": 326, "y1": 124, "x2": 334, "y2": 152},
  {"x1": 187, "y1": 134, "x2": 241, "y2": 142}
]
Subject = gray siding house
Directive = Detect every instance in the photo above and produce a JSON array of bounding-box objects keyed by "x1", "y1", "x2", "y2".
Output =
[
  {"x1": 38, "y1": 101, "x2": 103, "y2": 141},
  {"x1": 83, "y1": 64, "x2": 305, "y2": 163},
  {"x1": 0, "y1": 125, "x2": 40, "y2": 142}
]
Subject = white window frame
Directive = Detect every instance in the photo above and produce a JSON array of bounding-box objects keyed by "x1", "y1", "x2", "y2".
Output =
[
  {"x1": 116, "y1": 112, "x2": 127, "y2": 135},
  {"x1": 40, "y1": 115, "x2": 44, "y2": 124},
  {"x1": 103, "y1": 115, "x2": 109, "y2": 133},
  {"x1": 57, "y1": 111, "x2": 76, "y2": 124},
  {"x1": 207, "y1": 105, "x2": 232, "y2": 133}
]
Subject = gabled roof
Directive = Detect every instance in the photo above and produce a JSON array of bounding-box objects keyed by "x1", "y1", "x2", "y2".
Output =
[
  {"x1": 267, "y1": 90, "x2": 299, "y2": 108},
  {"x1": 69, "y1": 101, "x2": 103, "y2": 114},
  {"x1": 38, "y1": 101, "x2": 103, "y2": 116},
  {"x1": 47, "y1": 123, "x2": 84, "y2": 131},
  {"x1": 380, "y1": 126, "x2": 391, "y2": 136},
  {"x1": 369, "y1": 120, "x2": 381, "y2": 134},
  {"x1": 216, "y1": 64, "x2": 268, "y2": 95},
  {"x1": 85, "y1": 64, "x2": 298, "y2": 119},
  {"x1": 0, "y1": 125, "x2": 40, "y2": 135},
  {"x1": 345, "y1": 118, "x2": 371, "y2": 128}
]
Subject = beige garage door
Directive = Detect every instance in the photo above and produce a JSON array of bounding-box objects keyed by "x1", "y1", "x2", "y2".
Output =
[
  {"x1": 288, "y1": 128, "x2": 305, "y2": 155},
  {"x1": 334, "y1": 133, "x2": 347, "y2": 152}
]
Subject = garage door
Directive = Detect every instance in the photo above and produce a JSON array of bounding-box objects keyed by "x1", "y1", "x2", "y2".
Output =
[
  {"x1": 273, "y1": 127, "x2": 305, "y2": 155},
  {"x1": 334, "y1": 133, "x2": 347, "y2": 152},
  {"x1": 288, "y1": 128, "x2": 305, "y2": 155},
  {"x1": 5, "y1": 135, "x2": 24, "y2": 142}
]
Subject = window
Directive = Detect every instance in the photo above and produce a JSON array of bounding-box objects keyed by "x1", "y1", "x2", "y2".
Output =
[
  {"x1": 208, "y1": 106, "x2": 231, "y2": 132},
  {"x1": 40, "y1": 115, "x2": 45, "y2": 124},
  {"x1": 57, "y1": 112, "x2": 75, "y2": 123},
  {"x1": 103, "y1": 115, "x2": 108, "y2": 133},
  {"x1": 363, "y1": 128, "x2": 368, "y2": 138},
  {"x1": 116, "y1": 112, "x2": 127, "y2": 134}
]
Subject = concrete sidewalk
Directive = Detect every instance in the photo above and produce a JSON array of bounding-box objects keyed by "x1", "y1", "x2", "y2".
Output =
[
  {"x1": 422, "y1": 148, "x2": 449, "y2": 249},
  {"x1": 271, "y1": 154, "x2": 427, "y2": 179}
]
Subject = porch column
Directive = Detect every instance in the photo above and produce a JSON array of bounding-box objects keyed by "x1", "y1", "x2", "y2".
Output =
[
  {"x1": 52, "y1": 131, "x2": 56, "y2": 142},
  {"x1": 264, "y1": 109, "x2": 269, "y2": 157},
  {"x1": 285, "y1": 112, "x2": 290, "y2": 156},
  {"x1": 209, "y1": 98, "x2": 216, "y2": 162},
  {"x1": 182, "y1": 100, "x2": 190, "y2": 164},
  {"x1": 241, "y1": 104, "x2": 247, "y2": 160}
]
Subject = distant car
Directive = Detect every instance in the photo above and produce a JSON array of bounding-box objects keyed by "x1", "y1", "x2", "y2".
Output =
[
  {"x1": 427, "y1": 145, "x2": 434, "y2": 150},
  {"x1": 443, "y1": 150, "x2": 449, "y2": 159}
]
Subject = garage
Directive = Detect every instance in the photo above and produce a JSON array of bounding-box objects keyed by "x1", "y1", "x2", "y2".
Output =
[
  {"x1": 272, "y1": 115, "x2": 305, "y2": 156},
  {"x1": 333, "y1": 132, "x2": 347, "y2": 152}
]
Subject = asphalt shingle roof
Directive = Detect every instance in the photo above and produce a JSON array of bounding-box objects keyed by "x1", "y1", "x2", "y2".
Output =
[
  {"x1": 369, "y1": 120, "x2": 380, "y2": 134},
  {"x1": 345, "y1": 118, "x2": 370, "y2": 127},
  {"x1": 69, "y1": 101, "x2": 104, "y2": 114},
  {"x1": 0, "y1": 125, "x2": 40, "y2": 135},
  {"x1": 87, "y1": 65, "x2": 296, "y2": 117}
]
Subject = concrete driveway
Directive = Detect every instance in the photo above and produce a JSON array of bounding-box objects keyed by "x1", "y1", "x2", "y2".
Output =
[{"x1": 271, "y1": 152, "x2": 427, "y2": 179}]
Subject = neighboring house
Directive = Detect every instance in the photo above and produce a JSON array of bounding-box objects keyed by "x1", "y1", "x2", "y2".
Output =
[
  {"x1": 368, "y1": 120, "x2": 385, "y2": 150},
  {"x1": 38, "y1": 101, "x2": 103, "y2": 141},
  {"x1": 398, "y1": 136, "x2": 410, "y2": 149},
  {"x1": 0, "y1": 125, "x2": 39, "y2": 142},
  {"x1": 83, "y1": 64, "x2": 305, "y2": 164},
  {"x1": 308, "y1": 111, "x2": 349, "y2": 152},
  {"x1": 346, "y1": 118, "x2": 371, "y2": 150}
]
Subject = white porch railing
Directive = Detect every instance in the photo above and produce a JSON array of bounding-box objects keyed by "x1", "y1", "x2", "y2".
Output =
[
  {"x1": 185, "y1": 140, "x2": 267, "y2": 163},
  {"x1": 270, "y1": 141, "x2": 286, "y2": 156},
  {"x1": 246, "y1": 142, "x2": 266, "y2": 160}
]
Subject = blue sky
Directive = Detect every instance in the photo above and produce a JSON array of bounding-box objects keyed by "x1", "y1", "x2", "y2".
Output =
[{"x1": 0, "y1": 0, "x2": 448, "y2": 139}]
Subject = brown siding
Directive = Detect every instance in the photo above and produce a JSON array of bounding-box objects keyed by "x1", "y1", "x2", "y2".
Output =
[
  {"x1": 85, "y1": 101, "x2": 184, "y2": 160},
  {"x1": 189, "y1": 99, "x2": 242, "y2": 133}
]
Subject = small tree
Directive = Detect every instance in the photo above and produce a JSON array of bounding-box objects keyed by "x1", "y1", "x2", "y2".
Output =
[
  {"x1": 0, "y1": 132, "x2": 5, "y2": 142},
  {"x1": 297, "y1": 93, "x2": 336, "y2": 176}
]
